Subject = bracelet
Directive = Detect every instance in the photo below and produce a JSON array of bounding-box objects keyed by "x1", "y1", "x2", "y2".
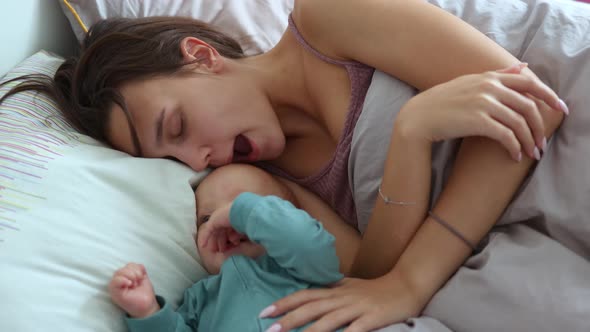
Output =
[
  {"x1": 378, "y1": 185, "x2": 417, "y2": 206},
  {"x1": 428, "y1": 211, "x2": 477, "y2": 251}
]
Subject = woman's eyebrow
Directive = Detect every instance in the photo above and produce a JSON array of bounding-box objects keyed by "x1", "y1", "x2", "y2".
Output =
[{"x1": 155, "y1": 108, "x2": 165, "y2": 147}]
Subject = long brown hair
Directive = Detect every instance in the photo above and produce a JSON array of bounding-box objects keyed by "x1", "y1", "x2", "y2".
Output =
[{"x1": 0, "y1": 16, "x2": 244, "y2": 153}]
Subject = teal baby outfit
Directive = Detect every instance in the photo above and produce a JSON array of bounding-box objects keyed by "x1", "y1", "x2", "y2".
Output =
[{"x1": 125, "y1": 192, "x2": 343, "y2": 332}]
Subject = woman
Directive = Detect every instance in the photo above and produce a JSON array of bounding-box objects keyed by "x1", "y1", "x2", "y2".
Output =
[{"x1": 3, "y1": 0, "x2": 589, "y2": 331}]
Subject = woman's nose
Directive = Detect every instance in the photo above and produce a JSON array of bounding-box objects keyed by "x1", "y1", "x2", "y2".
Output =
[{"x1": 180, "y1": 147, "x2": 210, "y2": 171}]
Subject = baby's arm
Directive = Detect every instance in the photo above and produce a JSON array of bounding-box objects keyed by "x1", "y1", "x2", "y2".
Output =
[
  {"x1": 109, "y1": 263, "x2": 197, "y2": 332},
  {"x1": 277, "y1": 177, "x2": 361, "y2": 275},
  {"x1": 231, "y1": 192, "x2": 343, "y2": 284}
]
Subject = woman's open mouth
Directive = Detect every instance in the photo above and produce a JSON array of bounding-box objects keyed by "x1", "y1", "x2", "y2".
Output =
[{"x1": 231, "y1": 134, "x2": 259, "y2": 162}]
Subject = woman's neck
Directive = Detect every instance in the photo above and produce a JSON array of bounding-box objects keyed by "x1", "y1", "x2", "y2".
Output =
[{"x1": 235, "y1": 32, "x2": 321, "y2": 138}]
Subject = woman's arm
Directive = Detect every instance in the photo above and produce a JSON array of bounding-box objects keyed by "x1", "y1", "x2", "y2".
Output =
[
  {"x1": 296, "y1": 0, "x2": 559, "y2": 94},
  {"x1": 354, "y1": 68, "x2": 565, "y2": 279},
  {"x1": 296, "y1": 0, "x2": 564, "y2": 277},
  {"x1": 295, "y1": 0, "x2": 563, "y2": 144},
  {"x1": 261, "y1": 2, "x2": 566, "y2": 331},
  {"x1": 350, "y1": 124, "x2": 433, "y2": 279},
  {"x1": 388, "y1": 96, "x2": 563, "y2": 309}
]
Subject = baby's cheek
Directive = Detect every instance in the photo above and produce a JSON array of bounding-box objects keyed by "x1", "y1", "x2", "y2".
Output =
[{"x1": 201, "y1": 252, "x2": 222, "y2": 275}]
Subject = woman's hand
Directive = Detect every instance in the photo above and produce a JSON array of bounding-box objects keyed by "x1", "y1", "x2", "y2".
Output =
[
  {"x1": 260, "y1": 275, "x2": 423, "y2": 332},
  {"x1": 396, "y1": 63, "x2": 567, "y2": 162},
  {"x1": 198, "y1": 202, "x2": 245, "y2": 252},
  {"x1": 109, "y1": 263, "x2": 159, "y2": 318}
]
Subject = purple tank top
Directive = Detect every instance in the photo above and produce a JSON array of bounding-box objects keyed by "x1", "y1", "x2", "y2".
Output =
[{"x1": 260, "y1": 15, "x2": 375, "y2": 227}]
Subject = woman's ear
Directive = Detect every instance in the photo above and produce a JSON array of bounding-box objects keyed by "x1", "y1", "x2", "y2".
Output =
[{"x1": 180, "y1": 37, "x2": 224, "y2": 73}]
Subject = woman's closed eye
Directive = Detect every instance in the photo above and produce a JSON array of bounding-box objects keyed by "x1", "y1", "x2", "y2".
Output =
[{"x1": 168, "y1": 112, "x2": 184, "y2": 140}]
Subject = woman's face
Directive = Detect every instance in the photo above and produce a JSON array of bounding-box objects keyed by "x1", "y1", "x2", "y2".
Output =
[{"x1": 106, "y1": 72, "x2": 285, "y2": 171}]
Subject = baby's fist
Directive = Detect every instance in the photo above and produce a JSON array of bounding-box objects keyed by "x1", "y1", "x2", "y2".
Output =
[{"x1": 109, "y1": 263, "x2": 159, "y2": 318}]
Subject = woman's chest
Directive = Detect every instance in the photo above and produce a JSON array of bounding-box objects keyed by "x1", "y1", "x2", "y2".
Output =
[
  {"x1": 302, "y1": 54, "x2": 354, "y2": 141},
  {"x1": 272, "y1": 54, "x2": 355, "y2": 178}
]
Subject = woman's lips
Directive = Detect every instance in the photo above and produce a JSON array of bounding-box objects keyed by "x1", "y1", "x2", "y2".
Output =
[
  {"x1": 247, "y1": 137, "x2": 260, "y2": 161},
  {"x1": 230, "y1": 134, "x2": 260, "y2": 163}
]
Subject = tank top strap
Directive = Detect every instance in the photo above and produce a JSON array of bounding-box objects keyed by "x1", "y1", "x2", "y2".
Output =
[{"x1": 288, "y1": 14, "x2": 362, "y2": 67}]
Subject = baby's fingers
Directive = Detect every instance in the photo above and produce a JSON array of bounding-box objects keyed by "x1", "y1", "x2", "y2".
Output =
[
  {"x1": 115, "y1": 264, "x2": 144, "y2": 287},
  {"x1": 217, "y1": 231, "x2": 229, "y2": 252},
  {"x1": 111, "y1": 275, "x2": 133, "y2": 289},
  {"x1": 227, "y1": 230, "x2": 243, "y2": 246},
  {"x1": 198, "y1": 226, "x2": 213, "y2": 249},
  {"x1": 128, "y1": 264, "x2": 145, "y2": 286}
]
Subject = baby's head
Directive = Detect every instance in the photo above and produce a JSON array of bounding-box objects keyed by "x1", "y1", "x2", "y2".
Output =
[{"x1": 194, "y1": 164, "x2": 296, "y2": 274}]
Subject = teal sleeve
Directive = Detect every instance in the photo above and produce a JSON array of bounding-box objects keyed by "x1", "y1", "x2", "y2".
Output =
[
  {"x1": 125, "y1": 296, "x2": 196, "y2": 332},
  {"x1": 230, "y1": 192, "x2": 342, "y2": 284}
]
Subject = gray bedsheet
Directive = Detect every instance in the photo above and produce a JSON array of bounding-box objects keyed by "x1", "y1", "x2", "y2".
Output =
[{"x1": 349, "y1": 0, "x2": 590, "y2": 331}]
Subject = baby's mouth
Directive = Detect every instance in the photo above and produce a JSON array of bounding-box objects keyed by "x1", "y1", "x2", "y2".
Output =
[{"x1": 232, "y1": 134, "x2": 253, "y2": 162}]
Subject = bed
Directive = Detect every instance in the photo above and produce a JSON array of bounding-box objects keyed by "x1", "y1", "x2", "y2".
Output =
[
  {"x1": 1, "y1": 1, "x2": 589, "y2": 332},
  {"x1": 0, "y1": 1, "x2": 291, "y2": 331}
]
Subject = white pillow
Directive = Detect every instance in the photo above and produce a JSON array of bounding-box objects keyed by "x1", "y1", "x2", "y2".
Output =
[
  {"x1": 60, "y1": 0, "x2": 294, "y2": 55},
  {"x1": 0, "y1": 51, "x2": 207, "y2": 332}
]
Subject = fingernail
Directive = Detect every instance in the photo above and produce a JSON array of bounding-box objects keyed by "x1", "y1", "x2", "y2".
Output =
[
  {"x1": 508, "y1": 62, "x2": 527, "y2": 71},
  {"x1": 259, "y1": 305, "x2": 276, "y2": 318},
  {"x1": 558, "y1": 99, "x2": 569, "y2": 115},
  {"x1": 265, "y1": 323, "x2": 281, "y2": 332},
  {"x1": 507, "y1": 63, "x2": 521, "y2": 71},
  {"x1": 516, "y1": 152, "x2": 522, "y2": 162},
  {"x1": 533, "y1": 147, "x2": 541, "y2": 161},
  {"x1": 541, "y1": 137, "x2": 547, "y2": 152},
  {"x1": 519, "y1": 62, "x2": 529, "y2": 68}
]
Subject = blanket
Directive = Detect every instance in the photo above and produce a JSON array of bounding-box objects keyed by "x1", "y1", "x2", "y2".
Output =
[{"x1": 349, "y1": 0, "x2": 590, "y2": 331}]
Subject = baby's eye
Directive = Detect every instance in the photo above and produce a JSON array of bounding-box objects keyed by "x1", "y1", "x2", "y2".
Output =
[{"x1": 201, "y1": 215, "x2": 210, "y2": 224}]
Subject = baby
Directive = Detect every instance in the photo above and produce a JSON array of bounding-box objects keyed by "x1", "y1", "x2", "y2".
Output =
[{"x1": 109, "y1": 164, "x2": 349, "y2": 332}]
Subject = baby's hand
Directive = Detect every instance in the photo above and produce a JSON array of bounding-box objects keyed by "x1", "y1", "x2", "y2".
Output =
[
  {"x1": 199, "y1": 202, "x2": 246, "y2": 252},
  {"x1": 108, "y1": 263, "x2": 159, "y2": 318}
]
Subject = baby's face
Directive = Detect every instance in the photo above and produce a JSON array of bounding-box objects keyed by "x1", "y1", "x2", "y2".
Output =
[{"x1": 194, "y1": 164, "x2": 286, "y2": 274}]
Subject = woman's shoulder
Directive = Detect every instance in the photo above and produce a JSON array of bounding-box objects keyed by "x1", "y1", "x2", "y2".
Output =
[
  {"x1": 292, "y1": 0, "x2": 358, "y2": 27},
  {"x1": 291, "y1": 0, "x2": 359, "y2": 62},
  {"x1": 291, "y1": 0, "x2": 432, "y2": 75}
]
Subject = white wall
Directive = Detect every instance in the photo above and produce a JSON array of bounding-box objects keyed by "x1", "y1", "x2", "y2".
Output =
[{"x1": 0, "y1": 0, "x2": 77, "y2": 76}]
